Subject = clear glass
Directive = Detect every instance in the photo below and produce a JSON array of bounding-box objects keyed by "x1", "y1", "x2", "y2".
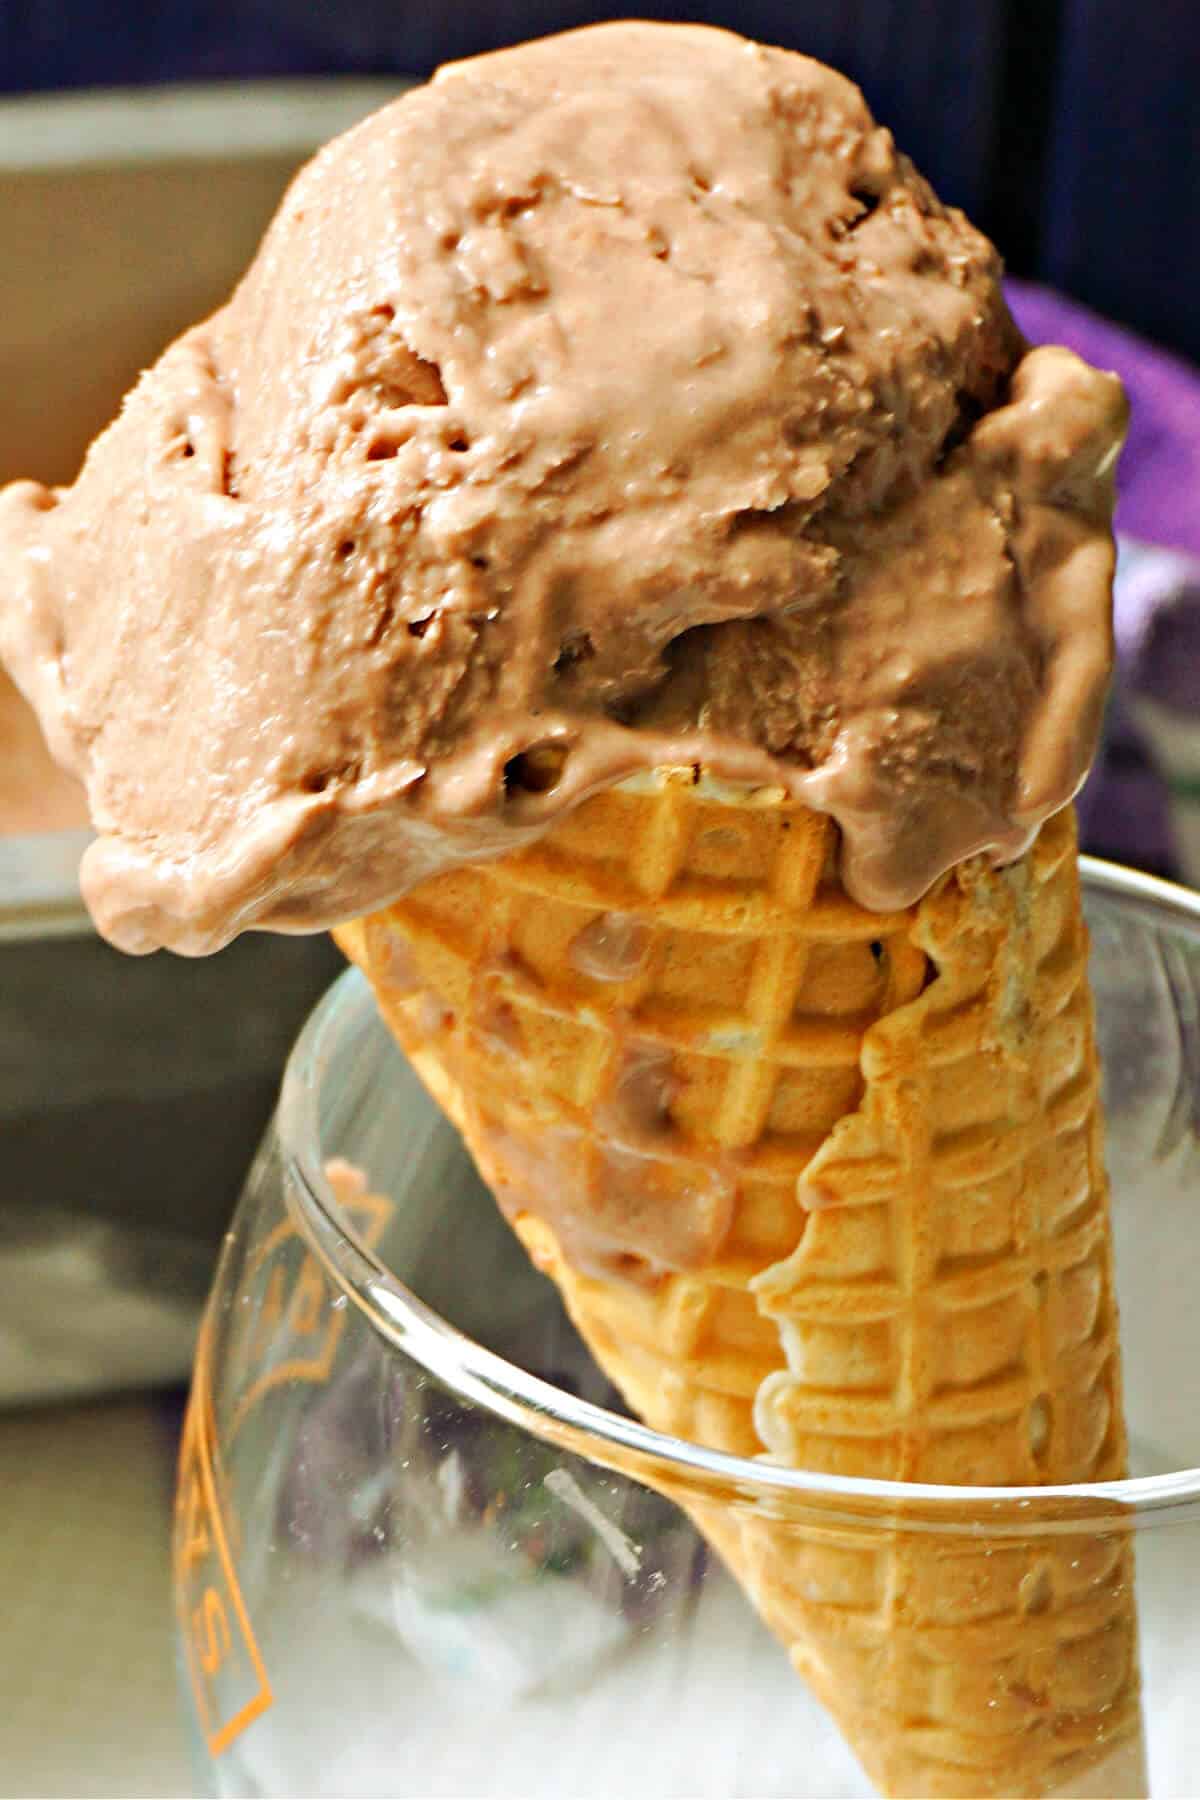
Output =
[{"x1": 174, "y1": 860, "x2": 1200, "y2": 1800}]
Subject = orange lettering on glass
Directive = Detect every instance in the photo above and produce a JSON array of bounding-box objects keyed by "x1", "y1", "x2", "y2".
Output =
[
  {"x1": 288, "y1": 1255, "x2": 327, "y2": 1336},
  {"x1": 193, "y1": 1587, "x2": 232, "y2": 1676},
  {"x1": 174, "y1": 1320, "x2": 273, "y2": 1759},
  {"x1": 250, "y1": 1263, "x2": 288, "y2": 1363},
  {"x1": 179, "y1": 1466, "x2": 211, "y2": 1571},
  {"x1": 228, "y1": 1186, "x2": 394, "y2": 1441}
]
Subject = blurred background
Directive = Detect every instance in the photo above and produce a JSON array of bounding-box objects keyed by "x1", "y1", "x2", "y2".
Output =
[
  {"x1": 3, "y1": 0, "x2": 1198, "y2": 363},
  {"x1": 0, "y1": 5, "x2": 1196, "y2": 1796}
]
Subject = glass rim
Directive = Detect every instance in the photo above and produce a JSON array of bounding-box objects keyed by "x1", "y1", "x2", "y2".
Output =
[{"x1": 280, "y1": 855, "x2": 1200, "y2": 1530}]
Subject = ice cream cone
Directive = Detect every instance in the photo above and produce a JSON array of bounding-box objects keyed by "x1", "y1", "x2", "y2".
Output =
[{"x1": 335, "y1": 774, "x2": 1145, "y2": 1798}]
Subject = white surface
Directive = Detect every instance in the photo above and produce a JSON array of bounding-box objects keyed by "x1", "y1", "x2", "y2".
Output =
[
  {"x1": 0, "y1": 1397, "x2": 193, "y2": 1799},
  {"x1": 0, "y1": 832, "x2": 93, "y2": 940},
  {"x1": 0, "y1": 1236, "x2": 199, "y2": 1407},
  {"x1": 0, "y1": 79, "x2": 402, "y2": 168}
]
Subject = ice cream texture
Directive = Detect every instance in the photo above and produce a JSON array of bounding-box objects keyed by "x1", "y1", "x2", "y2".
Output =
[{"x1": 0, "y1": 22, "x2": 1126, "y2": 954}]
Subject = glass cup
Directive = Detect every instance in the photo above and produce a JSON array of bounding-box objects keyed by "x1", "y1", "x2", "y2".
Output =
[{"x1": 174, "y1": 859, "x2": 1200, "y2": 1799}]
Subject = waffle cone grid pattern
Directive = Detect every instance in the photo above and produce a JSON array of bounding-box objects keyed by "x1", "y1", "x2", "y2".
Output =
[{"x1": 336, "y1": 776, "x2": 1145, "y2": 1798}]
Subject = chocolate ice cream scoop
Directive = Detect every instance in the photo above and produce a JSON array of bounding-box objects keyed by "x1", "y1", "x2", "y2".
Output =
[{"x1": 0, "y1": 22, "x2": 1126, "y2": 953}]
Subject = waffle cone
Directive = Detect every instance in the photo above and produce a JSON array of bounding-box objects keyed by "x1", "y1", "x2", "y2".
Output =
[{"x1": 335, "y1": 775, "x2": 1145, "y2": 1798}]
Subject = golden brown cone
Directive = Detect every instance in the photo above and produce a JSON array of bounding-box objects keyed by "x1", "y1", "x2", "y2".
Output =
[{"x1": 335, "y1": 775, "x2": 1145, "y2": 1798}]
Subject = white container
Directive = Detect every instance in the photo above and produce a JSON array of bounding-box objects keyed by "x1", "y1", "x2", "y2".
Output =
[{"x1": 0, "y1": 78, "x2": 403, "y2": 1405}]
